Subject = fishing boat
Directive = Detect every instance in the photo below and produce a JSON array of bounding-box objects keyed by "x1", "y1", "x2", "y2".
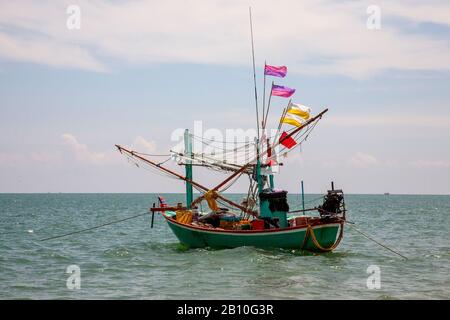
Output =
[
  {"x1": 115, "y1": 125, "x2": 346, "y2": 252},
  {"x1": 115, "y1": 10, "x2": 346, "y2": 252}
]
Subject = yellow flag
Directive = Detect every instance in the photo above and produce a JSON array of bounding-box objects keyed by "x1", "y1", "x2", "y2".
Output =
[
  {"x1": 282, "y1": 113, "x2": 303, "y2": 127},
  {"x1": 281, "y1": 102, "x2": 312, "y2": 127},
  {"x1": 287, "y1": 102, "x2": 311, "y2": 120}
]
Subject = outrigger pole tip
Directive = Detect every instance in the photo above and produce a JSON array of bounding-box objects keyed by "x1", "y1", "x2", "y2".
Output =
[{"x1": 115, "y1": 144, "x2": 123, "y2": 153}]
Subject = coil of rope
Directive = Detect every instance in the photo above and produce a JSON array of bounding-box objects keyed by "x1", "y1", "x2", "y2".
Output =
[{"x1": 304, "y1": 222, "x2": 345, "y2": 252}]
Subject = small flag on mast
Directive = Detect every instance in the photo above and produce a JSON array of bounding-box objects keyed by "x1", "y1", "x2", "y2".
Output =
[
  {"x1": 271, "y1": 85, "x2": 296, "y2": 98},
  {"x1": 280, "y1": 102, "x2": 312, "y2": 127},
  {"x1": 264, "y1": 64, "x2": 287, "y2": 78},
  {"x1": 281, "y1": 113, "x2": 304, "y2": 127},
  {"x1": 287, "y1": 102, "x2": 311, "y2": 120},
  {"x1": 279, "y1": 131, "x2": 297, "y2": 149},
  {"x1": 266, "y1": 144, "x2": 278, "y2": 167},
  {"x1": 158, "y1": 196, "x2": 168, "y2": 207}
]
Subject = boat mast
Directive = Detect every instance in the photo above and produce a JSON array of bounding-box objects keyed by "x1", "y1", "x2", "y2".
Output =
[
  {"x1": 249, "y1": 7, "x2": 260, "y2": 142},
  {"x1": 249, "y1": 7, "x2": 264, "y2": 196},
  {"x1": 184, "y1": 129, "x2": 193, "y2": 208}
]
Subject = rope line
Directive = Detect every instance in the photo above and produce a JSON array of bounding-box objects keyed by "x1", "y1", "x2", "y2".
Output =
[
  {"x1": 39, "y1": 212, "x2": 149, "y2": 241},
  {"x1": 346, "y1": 223, "x2": 408, "y2": 260}
]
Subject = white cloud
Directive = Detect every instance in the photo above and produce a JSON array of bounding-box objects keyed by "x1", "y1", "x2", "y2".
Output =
[
  {"x1": 349, "y1": 152, "x2": 379, "y2": 167},
  {"x1": 131, "y1": 136, "x2": 157, "y2": 154},
  {"x1": 409, "y1": 160, "x2": 450, "y2": 168},
  {"x1": 321, "y1": 160, "x2": 341, "y2": 168},
  {"x1": 0, "y1": 1, "x2": 449, "y2": 76},
  {"x1": 386, "y1": 1, "x2": 450, "y2": 26},
  {"x1": 347, "y1": 154, "x2": 402, "y2": 168},
  {"x1": 0, "y1": 135, "x2": 159, "y2": 168},
  {"x1": 0, "y1": 32, "x2": 106, "y2": 72},
  {"x1": 61, "y1": 134, "x2": 161, "y2": 166},
  {"x1": 0, "y1": 151, "x2": 62, "y2": 166},
  {"x1": 61, "y1": 133, "x2": 109, "y2": 165},
  {"x1": 30, "y1": 152, "x2": 63, "y2": 164},
  {"x1": 325, "y1": 115, "x2": 450, "y2": 127},
  {"x1": 0, "y1": 153, "x2": 29, "y2": 166},
  {"x1": 281, "y1": 152, "x2": 305, "y2": 165}
]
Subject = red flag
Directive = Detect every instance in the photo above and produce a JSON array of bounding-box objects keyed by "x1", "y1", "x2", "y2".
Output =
[
  {"x1": 158, "y1": 196, "x2": 168, "y2": 207},
  {"x1": 279, "y1": 131, "x2": 297, "y2": 149},
  {"x1": 266, "y1": 146, "x2": 277, "y2": 166}
]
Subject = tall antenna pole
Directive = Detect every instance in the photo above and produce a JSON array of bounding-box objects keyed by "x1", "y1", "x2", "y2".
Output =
[
  {"x1": 263, "y1": 81, "x2": 274, "y2": 129},
  {"x1": 249, "y1": 7, "x2": 263, "y2": 197},
  {"x1": 262, "y1": 60, "x2": 267, "y2": 129},
  {"x1": 249, "y1": 7, "x2": 260, "y2": 141}
]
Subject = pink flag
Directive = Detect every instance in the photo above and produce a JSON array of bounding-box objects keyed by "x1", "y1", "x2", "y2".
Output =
[
  {"x1": 264, "y1": 64, "x2": 287, "y2": 78},
  {"x1": 271, "y1": 85, "x2": 295, "y2": 98}
]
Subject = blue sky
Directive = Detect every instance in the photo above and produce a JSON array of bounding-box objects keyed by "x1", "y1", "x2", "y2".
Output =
[{"x1": 1, "y1": 0, "x2": 450, "y2": 194}]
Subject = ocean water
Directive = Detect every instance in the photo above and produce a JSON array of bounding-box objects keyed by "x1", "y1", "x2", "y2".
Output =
[{"x1": 0, "y1": 193, "x2": 448, "y2": 300}]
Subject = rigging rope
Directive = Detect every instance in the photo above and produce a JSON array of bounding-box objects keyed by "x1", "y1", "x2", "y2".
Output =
[
  {"x1": 176, "y1": 116, "x2": 322, "y2": 172},
  {"x1": 39, "y1": 212, "x2": 149, "y2": 241},
  {"x1": 346, "y1": 223, "x2": 408, "y2": 260},
  {"x1": 122, "y1": 153, "x2": 179, "y2": 181},
  {"x1": 191, "y1": 133, "x2": 256, "y2": 145}
]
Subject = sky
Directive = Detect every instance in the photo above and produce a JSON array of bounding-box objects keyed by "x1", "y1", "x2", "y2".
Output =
[{"x1": 0, "y1": 0, "x2": 450, "y2": 194}]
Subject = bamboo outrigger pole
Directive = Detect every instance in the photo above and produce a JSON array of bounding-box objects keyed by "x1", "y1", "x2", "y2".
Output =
[
  {"x1": 191, "y1": 163, "x2": 252, "y2": 206},
  {"x1": 280, "y1": 108, "x2": 328, "y2": 143},
  {"x1": 250, "y1": 108, "x2": 329, "y2": 163},
  {"x1": 115, "y1": 145, "x2": 257, "y2": 216}
]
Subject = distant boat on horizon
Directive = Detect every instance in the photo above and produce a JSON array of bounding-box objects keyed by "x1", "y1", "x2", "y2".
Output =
[{"x1": 384, "y1": 192, "x2": 390, "y2": 195}]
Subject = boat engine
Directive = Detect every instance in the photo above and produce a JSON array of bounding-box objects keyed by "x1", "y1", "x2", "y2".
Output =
[{"x1": 318, "y1": 182, "x2": 346, "y2": 221}]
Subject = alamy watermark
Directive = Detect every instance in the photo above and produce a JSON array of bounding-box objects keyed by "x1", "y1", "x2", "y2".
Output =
[
  {"x1": 170, "y1": 121, "x2": 283, "y2": 172},
  {"x1": 366, "y1": 5, "x2": 381, "y2": 30},
  {"x1": 366, "y1": 265, "x2": 381, "y2": 289},
  {"x1": 66, "y1": 265, "x2": 81, "y2": 290},
  {"x1": 66, "y1": 5, "x2": 81, "y2": 30}
]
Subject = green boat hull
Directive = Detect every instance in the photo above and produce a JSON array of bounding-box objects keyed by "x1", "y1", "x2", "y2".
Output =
[{"x1": 164, "y1": 215, "x2": 342, "y2": 251}]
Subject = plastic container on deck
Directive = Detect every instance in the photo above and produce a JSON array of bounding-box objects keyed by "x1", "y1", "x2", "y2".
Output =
[
  {"x1": 251, "y1": 219, "x2": 265, "y2": 230},
  {"x1": 289, "y1": 216, "x2": 308, "y2": 227},
  {"x1": 219, "y1": 220, "x2": 235, "y2": 229},
  {"x1": 176, "y1": 210, "x2": 193, "y2": 224}
]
